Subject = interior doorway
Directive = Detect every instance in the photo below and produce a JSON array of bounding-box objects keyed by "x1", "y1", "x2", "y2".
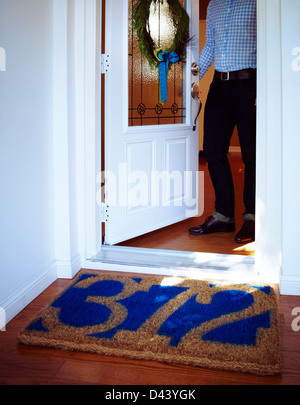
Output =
[
  {"x1": 82, "y1": 0, "x2": 281, "y2": 286},
  {"x1": 115, "y1": 0, "x2": 255, "y2": 258}
]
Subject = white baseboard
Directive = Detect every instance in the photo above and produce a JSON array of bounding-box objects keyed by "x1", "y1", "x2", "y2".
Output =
[
  {"x1": 56, "y1": 254, "x2": 82, "y2": 279},
  {"x1": 280, "y1": 274, "x2": 300, "y2": 296},
  {"x1": 0, "y1": 261, "x2": 57, "y2": 328}
]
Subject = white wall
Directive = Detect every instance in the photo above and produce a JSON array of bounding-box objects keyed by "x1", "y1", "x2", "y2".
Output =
[
  {"x1": 280, "y1": 0, "x2": 300, "y2": 295},
  {"x1": 0, "y1": 0, "x2": 57, "y2": 322}
]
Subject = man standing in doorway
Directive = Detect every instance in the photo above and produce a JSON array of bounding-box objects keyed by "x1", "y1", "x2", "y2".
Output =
[{"x1": 189, "y1": 0, "x2": 257, "y2": 244}]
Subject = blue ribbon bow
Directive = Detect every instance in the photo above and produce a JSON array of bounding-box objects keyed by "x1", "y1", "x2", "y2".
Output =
[{"x1": 154, "y1": 50, "x2": 180, "y2": 104}]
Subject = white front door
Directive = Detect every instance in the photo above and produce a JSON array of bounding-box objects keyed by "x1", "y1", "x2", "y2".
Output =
[{"x1": 104, "y1": 0, "x2": 200, "y2": 245}]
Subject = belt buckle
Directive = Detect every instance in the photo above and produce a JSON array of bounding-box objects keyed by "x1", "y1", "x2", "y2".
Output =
[{"x1": 221, "y1": 72, "x2": 230, "y2": 81}]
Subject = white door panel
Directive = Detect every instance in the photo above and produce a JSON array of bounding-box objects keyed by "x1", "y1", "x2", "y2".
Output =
[{"x1": 104, "y1": 0, "x2": 200, "y2": 245}]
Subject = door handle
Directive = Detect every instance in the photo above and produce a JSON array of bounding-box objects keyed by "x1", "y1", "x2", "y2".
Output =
[{"x1": 191, "y1": 82, "x2": 202, "y2": 131}]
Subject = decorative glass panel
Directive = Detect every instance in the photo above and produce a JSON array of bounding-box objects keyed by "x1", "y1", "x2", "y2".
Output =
[{"x1": 128, "y1": 0, "x2": 187, "y2": 127}]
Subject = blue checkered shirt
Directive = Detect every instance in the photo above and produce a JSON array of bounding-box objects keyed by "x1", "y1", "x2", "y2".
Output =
[{"x1": 199, "y1": 0, "x2": 257, "y2": 79}]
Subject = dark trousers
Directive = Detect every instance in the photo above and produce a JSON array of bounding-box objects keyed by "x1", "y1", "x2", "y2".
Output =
[{"x1": 203, "y1": 76, "x2": 256, "y2": 219}]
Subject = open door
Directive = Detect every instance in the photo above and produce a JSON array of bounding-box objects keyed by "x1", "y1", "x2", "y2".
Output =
[{"x1": 104, "y1": 0, "x2": 200, "y2": 245}]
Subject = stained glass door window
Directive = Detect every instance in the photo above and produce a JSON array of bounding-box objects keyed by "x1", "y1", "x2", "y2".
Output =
[{"x1": 128, "y1": 0, "x2": 187, "y2": 126}]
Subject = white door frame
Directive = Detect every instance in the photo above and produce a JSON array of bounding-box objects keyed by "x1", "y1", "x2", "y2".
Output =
[{"x1": 77, "y1": 0, "x2": 282, "y2": 286}]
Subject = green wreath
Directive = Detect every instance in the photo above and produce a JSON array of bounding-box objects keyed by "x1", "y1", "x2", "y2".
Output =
[{"x1": 132, "y1": 0, "x2": 190, "y2": 70}]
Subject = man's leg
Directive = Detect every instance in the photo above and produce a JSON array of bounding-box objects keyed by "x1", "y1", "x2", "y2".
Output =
[
  {"x1": 234, "y1": 78, "x2": 256, "y2": 243},
  {"x1": 203, "y1": 80, "x2": 236, "y2": 219},
  {"x1": 235, "y1": 79, "x2": 257, "y2": 217},
  {"x1": 188, "y1": 80, "x2": 236, "y2": 236}
]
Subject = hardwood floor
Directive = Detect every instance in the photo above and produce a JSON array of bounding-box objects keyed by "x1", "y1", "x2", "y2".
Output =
[
  {"x1": 0, "y1": 273, "x2": 300, "y2": 386},
  {"x1": 118, "y1": 153, "x2": 255, "y2": 256},
  {"x1": 1, "y1": 153, "x2": 299, "y2": 386}
]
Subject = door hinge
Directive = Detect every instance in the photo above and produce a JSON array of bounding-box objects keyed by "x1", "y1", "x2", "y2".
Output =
[
  {"x1": 101, "y1": 54, "x2": 110, "y2": 74},
  {"x1": 101, "y1": 203, "x2": 110, "y2": 223}
]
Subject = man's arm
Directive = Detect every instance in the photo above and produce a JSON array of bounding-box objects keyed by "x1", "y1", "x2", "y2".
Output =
[{"x1": 199, "y1": 4, "x2": 215, "y2": 79}]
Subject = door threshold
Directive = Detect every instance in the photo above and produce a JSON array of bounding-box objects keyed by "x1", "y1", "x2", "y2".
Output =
[{"x1": 86, "y1": 245, "x2": 260, "y2": 284}]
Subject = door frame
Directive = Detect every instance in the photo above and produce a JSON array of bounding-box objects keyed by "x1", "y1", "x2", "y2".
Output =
[{"x1": 78, "y1": 0, "x2": 282, "y2": 286}]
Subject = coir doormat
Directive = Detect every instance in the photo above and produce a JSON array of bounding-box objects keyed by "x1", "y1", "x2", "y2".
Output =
[{"x1": 18, "y1": 271, "x2": 281, "y2": 375}]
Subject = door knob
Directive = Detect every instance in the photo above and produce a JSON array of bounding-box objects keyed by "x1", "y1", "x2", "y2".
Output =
[
  {"x1": 191, "y1": 82, "x2": 202, "y2": 131},
  {"x1": 191, "y1": 82, "x2": 200, "y2": 100},
  {"x1": 191, "y1": 62, "x2": 200, "y2": 76}
]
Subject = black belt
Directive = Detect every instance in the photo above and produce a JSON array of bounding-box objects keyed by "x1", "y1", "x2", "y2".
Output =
[{"x1": 214, "y1": 69, "x2": 256, "y2": 81}]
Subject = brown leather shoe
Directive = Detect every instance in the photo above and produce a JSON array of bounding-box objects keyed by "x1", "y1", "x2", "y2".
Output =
[
  {"x1": 235, "y1": 220, "x2": 255, "y2": 244},
  {"x1": 189, "y1": 216, "x2": 236, "y2": 235}
]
